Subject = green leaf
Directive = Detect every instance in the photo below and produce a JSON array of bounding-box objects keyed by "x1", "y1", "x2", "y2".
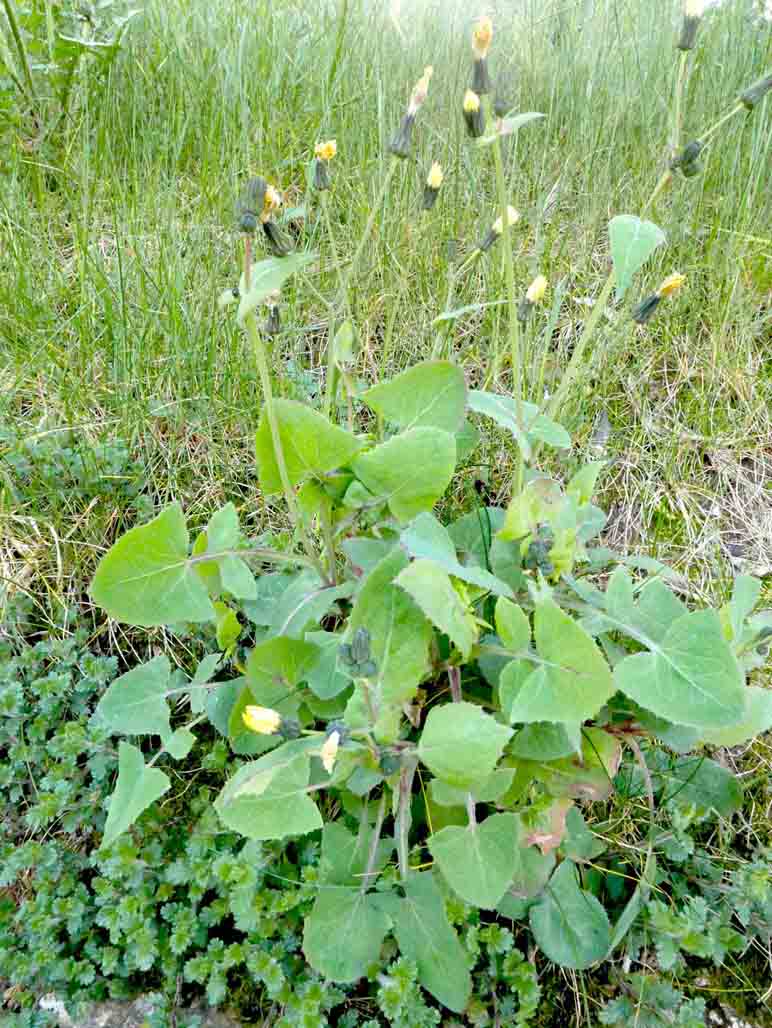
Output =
[
  {"x1": 429, "y1": 813, "x2": 521, "y2": 909},
  {"x1": 383, "y1": 873, "x2": 472, "y2": 1013},
  {"x1": 303, "y1": 888, "x2": 391, "y2": 983},
  {"x1": 510, "y1": 722, "x2": 576, "y2": 761},
  {"x1": 351, "y1": 428, "x2": 456, "y2": 522},
  {"x1": 395, "y1": 559, "x2": 477, "y2": 659},
  {"x1": 237, "y1": 252, "x2": 316, "y2": 323},
  {"x1": 102, "y1": 742, "x2": 171, "y2": 848},
  {"x1": 305, "y1": 631, "x2": 352, "y2": 700},
  {"x1": 495, "y1": 597, "x2": 531, "y2": 651},
  {"x1": 468, "y1": 390, "x2": 571, "y2": 460},
  {"x1": 214, "y1": 603, "x2": 241, "y2": 653},
  {"x1": 332, "y1": 319, "x2": 357, "y2": 368},
  {"x1": 317, "y1": 822, "x2": 392, "y2": 887},
  {"x1": 608, "y1": 215, "x2": 666, "y2": 301},
  {"x1": 728, "y1": 575, "x2": 762, "y2": 641},
  {"x1": 342, "y1": 537, "x2": 396, "y2": 575},
  {"x1": 90, "y1": 503, "x2": 215, "y2": 627},
  {"x1": 346, "y1": 550, "x2": 432, "y2": 706},
  {"x1": 95, "y1": 655, "x2": 172, "y2": 737},
  {"x1": 702, "y1": 687, "x2": 772, "y2": 747},
  {"x1": 245, "y1": 636, "x2": 321, "y2": 714},
  {"x1": 609, "y1": 851, "x2": 656, "y2": 952},
  {"x1": 477, "y1": 110, "x2": 545, "y2": 145},
  {"x1": 506, "y1": 597, "x2": 613, "y2": 723},
  {"x1": 429, "y1": 767, "x2": 515, "y2": 807},
  {"x1": 448, "y1": 507, "x2": 506, "y2": 568},
  {"x1": 214, "y1": 743, "x2": 323, "y2": 840},
  {"x1": 418, "y1": 701, "x2": 512, "y2": 788},
  {"x1": 361, "y1": 360, "x2": 467, "y2": 433},
  {"x1": 275, "y1": 580, "x2": 354, "y2": 637},
  {"x1": 255, "y1": 399, "x2": 363, "y2": 494},
  {"x1": 401, "y1": 513, "x2": 513, "y2": 597},
  {"x1": 529, "y1": 860, "x2": 611, "y2": 969},
  {"x1": 164, "y1": 727, "x2": 196, "y2": 760},
  {"x1": 659, "y1": 756, "x2": 743, "y2": 817},
  {"x1": 614, "y1": 610, "x2": 745, "y2": 730},
  {"x1": 566, "y1": 462, "x2": 605, "y2": 505},
  {"x1": 559, "y1": 807, "x2": 607, "y2": 862}
]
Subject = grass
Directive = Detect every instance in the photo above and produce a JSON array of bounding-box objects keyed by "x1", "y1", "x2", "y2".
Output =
[{"x1": 0, "y1": 0, "x2": 770, "y2": 614}]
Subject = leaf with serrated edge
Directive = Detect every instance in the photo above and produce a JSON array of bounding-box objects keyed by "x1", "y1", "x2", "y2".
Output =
[
  {"x1": 102, "y1": 742, "x2": 171, "y2": 848},
  {"x1": 361, "y1": 360, "x2": 467, "y2": 433},
  {"x1": 303, "y1": 888, "x2": 391, "y2": 982},
  {"x1": 429, "y1": 813, "x2": 521, "y2": 909},
  {"x1": 95, "y1": 655, "x2": 172, "y2": 737},
  {"x1": 418, "y1": 702, "x2": 512, "y2": 788}
]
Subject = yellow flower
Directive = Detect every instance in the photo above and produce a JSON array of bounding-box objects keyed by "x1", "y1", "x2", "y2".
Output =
[
  {"x1": 472, "y1": 15, "x2": 493, "y2": 59},
  {"x1": 463, "y1": 88, "x2": 481, "y2": 113},
  {"x1": 526, "y1": 275, "x2": 548, "y2": 304},
  {"x1": 320, "y1": 730, "x2": 340, "y2": 774},
  {"x1": 315, "y1": 139, "x2": 337, "y2": 162},
  {"x1": 657, "y1": 272, "x2": 686, "y2": 297},
  {"x1": 426, "y1": 162, "x2": 443, "y2": 190},
  {"x1": 408, "y1": 65, "x2": 434, "y2": 114},
  {"x1": 492, "y1": 206, "x2": 520, "y2": 234},
  {"x1": 684, "y1": 0, "x2": 708, "y2": 15},
  {"x1": 242, "y1": 705, "x2": 281, "y2": 735},
  {"x1": 261, "y1": 184, "x2": 282, "y2": 223}
]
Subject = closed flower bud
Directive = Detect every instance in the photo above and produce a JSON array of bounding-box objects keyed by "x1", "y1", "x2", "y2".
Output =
[
  {"x1": 242, "y1": 705, "x2": 281, "y2": 735},
  {"x1": 472, "y1": 16, "x2": 493, "y2": 59},
  {"x1": 236, "y1": 176, "x2": 267, "y2": 234},
  {"x1": 261, "y1": 184, "x2": 282, "y2": 222},
  {"x1": 262, "y1": 220, "x2": 293, "y2": 256},
  {"x1": 670, "y1": 139, "x2": 703, "y2": 176},
  {"x1": 408, "y1": 65, "x2": 434, "y2": 116},
  {"x1": 314, "y1": 160, "x2": 331, "y2": 190},
  {"x1": 632, "y1": 294, "x2": 662, "y2": 324},
  {"x1": 463, "y1": 89, "x2": 485, "y2": 137},
  {"x1": 657, "y1": 272, "x2": 686, "y2": 297},
  {"x1": 389, "y1": 112, "x2": 416, "y2": 158},
  {"x1": 422, "y1": 161, "x2": 443, "y2": 209},
  {"x1": 739, "y1": 72, "x2": 772, "y2": 110},
  {"x1": 265, "y1": 304, "x2": 281, "y2": 336},
  {"x1": 479, "y1": 205, "x2": 520, "y2": 252},
  {"x1": 321, "y1": 730, "x2": 341, "y2": 774},
  {"x1": 678, "y1": 1, "x2": 708, "y2": 50}
]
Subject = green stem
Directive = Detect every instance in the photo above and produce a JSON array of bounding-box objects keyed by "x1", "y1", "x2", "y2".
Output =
[
  {"x1": 396, "y1": 760, "x2": 417, "y2": 882},
  {"x1": 699, "y1": 102, "x2": 745, "y2": 145},
  {"x1": 323, "y1": 157, "x2": 400, "y2": 417},
  {"x1": 244, "y1": 309, "x2": 327, "y2": 582},
  {"x1": 671, "y1": 50, "x2": 689, "y2": 159},
  {"x1": 483, "y1": 94, "x2": 524, "y2": 492},
  {"x1": 360, "y1": 791, "x2": 387, "y2": 893},
  {"x1": 2, "y1": 0, "x2": 36, "y2": 101}
]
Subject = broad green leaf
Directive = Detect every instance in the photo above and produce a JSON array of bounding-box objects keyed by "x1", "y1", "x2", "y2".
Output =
[
  {"x1": 477, "y1": 110, "x2": 545, "y2": 145},
  {"x1": 614, "y1": 610, "x2": 745, "y2": 729},
  {"x1": 468, "y1": 390, "x2": 570, "y2": 459},
  {"x1": 214, "y1": 603, "x2": 241, "y2": 654},
  {"x1": 448, "y1": 507, "x2": 506, "y2": 568},
  {"x1": 205, "y1": 502, "x2": 240, "y2": 550},
  {"x1": 242, "y1": 572, "x2": 299, "y2": 626},
  {"x1": 401, "y1": 513, "x2": 513, "y2": 597},
  {"x1": 508, "y1": 843, "x2": 557, "y2": 900},
  {"x1": 237, "y1": 252, "x2": 316, "y2": 323},
  {"x1": 628, "y1": 577, "x2": 688, "y2": 644},
  {"x1": 499, "y1": 658, "x2": 532, "y2": 720},
  {"x1": 559, "y1": 807, "x2": 607, "y2": 862},
  {"x1": 361, "y1": 360, "x2": 467, "y2": 433},
  {"x1": 95, "y1": 655, "x2": 172, "y2": 737},
  {"x1": 245, "y1": 636, "x2": 321, "y2": 714},
  {"x1": 608, "y1": 214, "x2": 666, "y2": 301},
  {"x1": 102, "y1": 742, "x2": 171, "y2": 848},
  {"x1": 305, "y1": 631, "x2": 352, "y2": 700},
  {"x1": 418, "y1": 702, "x2": 512, "y2": 788},
  {"x1": 702, "y1": 687, "x2": 772, "y2": 747},
  {"x1": 214, "y1": 748, "x2": 323, "y2": 840},
  {"x1": 429, "y1": 767, "x2": 515, "y2": 806},
  {"x1": 728, "y1": 575, "x2": 762, "y2": 641},
  {"x1": 495, "y1": 597, "x2": 530, "y2": 651},
  {"x1": 629, "y1": 702, "x2": 700, "y2": 753},
  {"x1": 566, "y1": 462, "x2": 605, "y2": 505},
  {"x1": 507, "y1": 597, "x2": 613, "y2": 723},
  {"x1": 529, "y1": 860, "x2": 611, "y2": 969},
  {"x1": 303, "y1": 888, "x2": 391, "y2": 983},
  {"x1": 510, "y1": 722, "x2": 576, "y2": 761},
  {"x1": 609, "y1": 851, "x2": 657, "y2": 951},
  {"x1": 383, "y1": 873, "x2": 471, "y2": 1013},
  {"x1": 342, "y1": 536, "x2": 397, "y2": 574},
  {"x1": 332, "y1": 319, "x2": 357, "y2": 368},
  {"x1": 274, "y1": 580, "x2": 354, "y2": 637},
  {"x1": 529, "y1": 728, "x2": 621, "y2": 801},
  {"x1": 658, "y1": 755, "x2": 743, "y2": 817},
  {"x1": 395, "y1": 559, "x2": 477, "y2": 659},
  {"x1": 456, "y1": 419, "x2": 481, "y2": 460},
  {"x1": 164, "y1": 727, "x2": 196, "y2": 760},
  {"x1": 429, "y1": 813, "x2": 521, "y2": 909},
  {"x1": 318, "y1": 822, "x2": 392, "y2": 887},
  {"x1": 255, "y1": 399, "x2": 363, "y2": 494},
  {"x1": 218, "y1": 556, "x2": 257, "y2": 601},
  {"x1": 346, "y1": 550, "x2": 432, "y2": 707},
  {"x1": 351, "y1": 428, "x2": 457, "y2": 522},
  {"x1": 90, "y1": 503, "x2": 215, "y2": 627}
]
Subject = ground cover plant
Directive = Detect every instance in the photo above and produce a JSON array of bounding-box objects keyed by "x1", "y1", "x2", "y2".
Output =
[{"x1": 2, "y1": 0, "x2": 772, "y2": 1025}]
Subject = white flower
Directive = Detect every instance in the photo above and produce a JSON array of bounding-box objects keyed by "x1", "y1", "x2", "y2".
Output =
[{"x1": 321, "y1": 730, "x2": 341, "y2": 774}]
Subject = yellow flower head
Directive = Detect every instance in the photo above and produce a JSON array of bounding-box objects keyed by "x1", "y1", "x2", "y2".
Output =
[
  {"x1": 320, "y1": 730, "x2": 340, "y2": 774},
  {"x1": 526, "y1": 275, "x2": 549, "y2": 304},
  {"x1": 684, "y1": 0, "x2": 708, "y2": 16},
  {"x1": 492, "y1": 206, "x2": 520, "y2": 234},
  {"x1": 242, "y1": 705, "x2": 282, "y2": 735},
  {"x1": 463, "y1": 88, "x2": 481, "y2": 113},
  {"x1": 261, "y1": 184, "x2": 282, "y2": 222},
  {"x1": 408, "y1": 65, "x2": 434, "y2": 114},
  {"x1": 472, "y1": 15, "x2": 493, "y2": 59},
  {"x1": 315, "y1": 139, "x2": 337, "y2": 162},
  {"x1": 658, "y1": 272, "x2": 686, "y2": 297},
  {"x1": 426, "y1": 162, "x2": 443, "y2": 190}
]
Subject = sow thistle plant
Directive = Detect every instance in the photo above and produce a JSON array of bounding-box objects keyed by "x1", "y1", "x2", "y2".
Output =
[{"x1": 85, "y1": 8, "x2": 772, "y2": 1019}]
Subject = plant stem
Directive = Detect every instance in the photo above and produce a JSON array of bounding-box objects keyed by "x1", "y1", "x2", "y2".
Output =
[
  {"x1": 323, "y1": 157, "x2": 399, "y2": 417},
  {"x1": 360, "y1": 791, "x2": 387, "y2": 893},
  {"x1": 2, "y1": 0, "x2": 36, "y2": 101},
  {"x1": 671, "y1": 50, "x2": 689, "y2": 159},
  {"x1": 483, "y1": 94, "x2": 524, "y2": 494},
  {"x1": 244, "y1": 306, "x2": 327, "y2": 582},
  {"x1": 448, "y1": 665, "x2": 462, "y2": 702},
  {"x1": 396, "y1": 760, "x2": 417, "y2": 882},
  {"x1": 466, "y1": 793, "x2": 477, "y2": 828}
]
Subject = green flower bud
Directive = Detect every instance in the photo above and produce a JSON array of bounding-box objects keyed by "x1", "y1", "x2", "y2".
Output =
[{"x1": 740, "y1": 72, "x2": 772, "y2": 110}]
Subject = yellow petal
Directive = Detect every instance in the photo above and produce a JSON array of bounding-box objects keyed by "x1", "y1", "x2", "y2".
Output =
[
  {"x1": 526, "y1": 275, "x2": 548, "y2": 304},
  {"x1": 463, "y1": 88, "x2": 481, "y2": 113},
  {"x1": 320, "y1": 730, "x2": 340, "y2": 774},
  {"x1": 472, "y1": 15, "x2": 493, "y2": 58},
  {"x1": 493, "y1": 206, "x2": 520, "y2": 234},
  {"x1": 426, "y1": 161, "x2": 443, "y2": 190},
  {"x1": 658, "y1": 272, "x2": 686, "y2": 297},
  {"x1": 315, "y1": 139, "x2": 337, "y2": 161},
  {"x1": 242, "y1": 705, "x2": 282, "y2": 735}
]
